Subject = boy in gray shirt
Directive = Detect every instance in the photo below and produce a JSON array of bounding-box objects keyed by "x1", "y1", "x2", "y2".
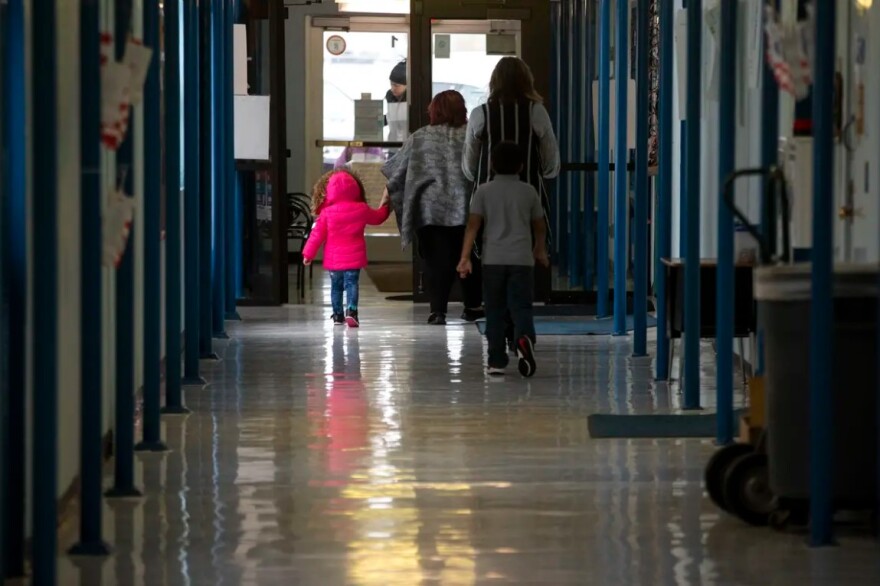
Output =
[{"x1": 457, "y1": 142, "x2": 549, "y2": 377}]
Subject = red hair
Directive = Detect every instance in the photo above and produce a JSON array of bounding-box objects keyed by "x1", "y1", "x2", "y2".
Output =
[{"x1": 428, "y1": 90, "x2": 468, "y2": 127}]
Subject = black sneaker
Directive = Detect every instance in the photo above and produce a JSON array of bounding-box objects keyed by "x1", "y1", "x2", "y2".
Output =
[
  {"x1": 331, "y1": 313, "x2": 345, "y2": 325},
  {"x1": 461, "y1": 307, "x2": 486, "y2": 322},
  {"x1": 427, "y1": 313, "x2": 446, "y2": 325},
  {"x1": 516, "y1": 336, "x2": 536, "y2": 378},
  {"x1": 345, "y1": 309, "x2": 359, "y2": 328}
]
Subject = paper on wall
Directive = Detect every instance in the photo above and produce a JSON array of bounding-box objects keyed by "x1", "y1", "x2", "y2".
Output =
[
  {"x1": 103, "y1": 191, "x2": 137, "y2": 268},
  {"x1": 101, "y1": 60, "x2": 131, "y2": 150},
  {"x1": 123, "y1": 38, "x2": 153, "y2": 106},
  {"x1": 234, "y1": 95, "x2": 271, "y2": 160},
  {"x1": 234, "y1": 24, "x2": 249, "y2": 95},
  {"x1": 354, "y1": 97, "x2": 384, "y2": 141}
]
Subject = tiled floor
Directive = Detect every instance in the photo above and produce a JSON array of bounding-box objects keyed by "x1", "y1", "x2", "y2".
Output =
[{"x1": 38, "y1": 272, "x2": 880, "y2": 584}]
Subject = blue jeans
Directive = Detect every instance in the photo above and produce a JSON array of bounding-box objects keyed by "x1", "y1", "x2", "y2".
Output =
[
  {"x1": 483, "y1": 265, "x2": 536, "y2": 368},
  {"x1": 330, "y1": 270, "x2": 360, "y2": 315}
]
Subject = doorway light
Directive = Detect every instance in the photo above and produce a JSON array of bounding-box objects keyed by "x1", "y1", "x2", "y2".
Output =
[
  {"x1": 337, "y1": 0, "x2": 409, "y2": 14},
  {"x1": 855, "y1": 0, "x2": 872, "y2": 9}
]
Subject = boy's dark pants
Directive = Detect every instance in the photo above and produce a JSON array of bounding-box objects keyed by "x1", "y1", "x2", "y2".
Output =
[{"x1": 483, "y1": 265, "x2": 536, "y2": 368}]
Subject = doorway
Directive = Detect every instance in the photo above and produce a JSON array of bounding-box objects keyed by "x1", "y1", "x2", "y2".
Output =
[
  {"x1": 411, "y1": 0, "x2": 551, "y2": 302},
  {"x1": 306, "y1": 16, "x2": 410, "y2": 270}
]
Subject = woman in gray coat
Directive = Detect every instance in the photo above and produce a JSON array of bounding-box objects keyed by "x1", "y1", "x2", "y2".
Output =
[{"x1": 382, "y1": 90, "x2": 482, "y2": 325}]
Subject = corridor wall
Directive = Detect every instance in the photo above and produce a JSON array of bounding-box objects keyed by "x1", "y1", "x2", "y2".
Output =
[
  {"x1": 668, "y1": 0, "x2": 880, "y2": 371},
  {"x1": 672, "y1": 0, "x2": 880, "y2": 264},
  {"x1": 15, "y1": 0, "x2": 185, "y2": 530}
]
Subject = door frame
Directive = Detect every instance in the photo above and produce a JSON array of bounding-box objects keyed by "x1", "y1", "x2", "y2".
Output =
[
  {"x1": 305, "y1": 15, "x2": 411, "y2": 192},
  {"x1": 410, "y1": 0, "x2": 553, "y2": 302}
]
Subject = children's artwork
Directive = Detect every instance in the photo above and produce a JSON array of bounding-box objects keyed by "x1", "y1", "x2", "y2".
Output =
[
  {"x1": 764, "y1": 2, "x2": 814, "y2": 100},
  {"x1": 99, "y1": 32, "x2": 134, "y2": 150},
  {"x1": 123, "y1": 38, "x2": 153, "y2": 106},
  {"x1": 102, "y1": 191, "x2": 137, "y2": 268},
  {"x1": 101, "y1": 60, "x2": 131, "y2": 149}
]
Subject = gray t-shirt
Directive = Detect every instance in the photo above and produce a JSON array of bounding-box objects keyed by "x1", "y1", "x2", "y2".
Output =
[{"x1": 470, "y1": 175, "x2": 544, "y2": 266}]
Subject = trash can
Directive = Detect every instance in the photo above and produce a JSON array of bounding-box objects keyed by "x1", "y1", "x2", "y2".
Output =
[{"x1": 755, "y1": 263, "x2": 879, "y2": 508}]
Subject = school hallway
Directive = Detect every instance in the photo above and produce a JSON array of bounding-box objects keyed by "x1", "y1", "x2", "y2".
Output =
[{"x1": 28, "y1": 272, "x2": 876, "y2": 586}]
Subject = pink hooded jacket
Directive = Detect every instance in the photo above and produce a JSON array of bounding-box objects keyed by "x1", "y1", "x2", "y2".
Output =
[{"x1": 302, "y1": 172, "x2": 391, "y2": 271}]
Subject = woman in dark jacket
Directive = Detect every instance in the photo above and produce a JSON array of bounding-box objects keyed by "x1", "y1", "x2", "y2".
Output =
[{"x1": 382, "y1": 90, "x2": 482, "y2": 325}]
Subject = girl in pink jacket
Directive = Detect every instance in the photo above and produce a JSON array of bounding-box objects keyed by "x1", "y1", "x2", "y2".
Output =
[{"x1": 303, "y1": 170, "x2": 391, "y2": 327}]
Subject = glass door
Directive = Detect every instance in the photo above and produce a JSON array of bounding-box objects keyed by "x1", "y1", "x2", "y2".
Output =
[
  {"x1": 430, "y1": 20, "x2": 521, "y2": 113},
  {"x1": 408, "y1": 20, "x2": 522, "y2": 303},
  {"x1": 307, "y1": 16, "x2": 411, "y2": 274}
]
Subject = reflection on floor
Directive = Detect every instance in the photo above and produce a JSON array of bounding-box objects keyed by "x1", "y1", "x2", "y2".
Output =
[{"x1": 41, "y1": 271, "x2": 879, "y2": 585}]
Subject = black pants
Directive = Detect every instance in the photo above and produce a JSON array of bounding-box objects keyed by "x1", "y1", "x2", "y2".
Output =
[
  {"x1": 418, "y1": 225, "x2": 482, "y2": 315},
  {"x1": 483, "y1": 265, "x2": 535, "y2": 368}
]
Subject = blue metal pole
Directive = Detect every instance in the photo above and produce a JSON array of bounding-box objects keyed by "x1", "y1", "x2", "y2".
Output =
[
  {"x1": 633, "y1": 0, "x2": 649, "y2": 356},
  {"x1": 597, "y1": 0, "x2": 611, "y2": 317},
  {"x1": 106, "y1": 0, "x2": 143, "y2": 500},
  {"x1": 68, "y1": 0, "x2": 112, "y2": 556},
  {"x1": 655, "y1": 0, "x2": 673, "y2": 381},
  {"x1": 31, "y1": 0, "x2": 59, "y2": 581},
  {"x1": 199, "y1": 0, "x2": 218, "y2": 359},
  {"x1": 136, "y1": 0, "x2": 168, "y2": 453},
  {"x1": 0, "y1": 3, "x2": 5, "y2": 572},
  {"x1": 760, "y1": 0, "x2": 779, "y2": 252},
  {"x1": 679, "y1": 119, "x2": 687, "y2": 255},
  {"x1": 1, "y1": 0, "x2": 27, "y2": 576},
  {"x1": 225, "y1": 0, "x2": 241, "y2": 320},
  {"x1": 568, "y1": 0, "x2": 583, "y2": 288},
  {"x1": 550, "y1": 0, "x2": 561, "y2": 260},
  {"x1": 212, "y1": 0, "x2": 228, "y2": 339},
  {"x1": 809, "y1": 0, "x2": 836, "y2": 548},
  {"x1": 183, "y1": 0, "x2": 206, "y2": 384},
  {"x1": 583, "y1": 0, "x2": 596, "y2": 291},
  {"x1": 715, "y1": 0, "x2": 737, "y2": 444},
  {"x1": 612, "y1": 0, "x2": 629, "y2": 335},
  {"x1": 162, "y1": 0, "x2": 189, "y2": 414},
  {"x1": 683, "y1": 0, "x2": 702, "y2": 410},
  {"x1": 558, "y1": 0, "x2": 570, "y2": 276}
]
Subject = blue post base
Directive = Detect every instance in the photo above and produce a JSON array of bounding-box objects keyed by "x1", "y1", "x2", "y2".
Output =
[
  {"x1": 225, "y1": 310, "x2": 241, "y2": 321},
  {"x1": 104, "y1": 486, "x2": 142, "y2": 499},
  {"x1": 182, "y1": 375, "x2": 207, "y2": 386},
  {"x1": 632, "y1": 352, "x2": 648, "y2": 358},
  {"x1": 67, "y1": 540, "x2": 112, "y2": 557},
  {"x1": 807, "y1": 536, "x2": 838, "y2": 548},
  {"x1": 212, "y1": 332, "x2": 229, "y2": 340},
  {"x1": 133, "y1": 441, "x2": 169, "y2": 453},
  {"x1": 682, "y1": 406, "x2": 704, "y2": 412},
  {"x1": 160, "y1": 405, "x2": 191, "y2": 415},
  {"x1": 200, "y1": 352, "x2": 220, "y2": 361}
]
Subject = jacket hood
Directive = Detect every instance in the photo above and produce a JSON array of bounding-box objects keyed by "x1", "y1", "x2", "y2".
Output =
[{"x1": 324, "y1": 172, "x2": 363, "y2": 207}]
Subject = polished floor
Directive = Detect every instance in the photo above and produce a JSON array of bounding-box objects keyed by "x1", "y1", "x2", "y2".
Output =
[{"x1": 38, "y1": 272, "x2": 880, "y2": 585}]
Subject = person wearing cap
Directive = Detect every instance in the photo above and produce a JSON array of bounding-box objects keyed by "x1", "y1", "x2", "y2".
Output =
[
  {"x1": 385, "y1": 60, "x2": 408, "y2": 145},
  {"x1": 387, "y1": 59, "x2": 407, "y2": 104}
]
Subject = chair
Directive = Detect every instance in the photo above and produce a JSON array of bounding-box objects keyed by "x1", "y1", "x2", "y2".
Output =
[{"x1": 288, "y1": 192, "x2": 313, "y2": 298}]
